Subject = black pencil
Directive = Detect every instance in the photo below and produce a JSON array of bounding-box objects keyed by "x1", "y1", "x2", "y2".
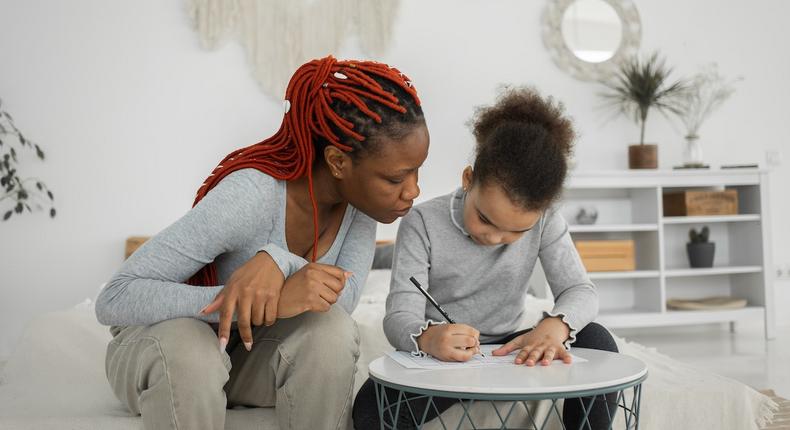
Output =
[{"x1": 409, "y1": 276, "x2": 455, "y2": 323}]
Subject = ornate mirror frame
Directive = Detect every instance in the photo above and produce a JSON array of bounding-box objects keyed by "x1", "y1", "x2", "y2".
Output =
[{"x1": 542, "y1": 0, "x2": 642, "y2": 82}]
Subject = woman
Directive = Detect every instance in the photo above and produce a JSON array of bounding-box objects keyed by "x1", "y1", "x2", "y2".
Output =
[{"x1": 95, "y1": 55, "x2": 429, "y2": 430}]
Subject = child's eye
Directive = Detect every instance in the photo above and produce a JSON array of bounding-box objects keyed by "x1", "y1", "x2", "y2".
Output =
[{"x1": 478, "y1": 214, "x2": 491, "y2": 225}]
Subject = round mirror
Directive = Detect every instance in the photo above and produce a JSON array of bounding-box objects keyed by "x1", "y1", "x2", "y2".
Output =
[
  {"x1": 561, "y1": 0, "x2": 622, "y2": 63},
  {"x1": 542, "y1": 0, "x2": 641, "y2": 82}
]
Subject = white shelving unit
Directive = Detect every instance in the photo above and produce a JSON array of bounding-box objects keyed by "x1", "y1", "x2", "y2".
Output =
[{"x1": 558, "y1": 169, "x2": 775, "y2": 339}]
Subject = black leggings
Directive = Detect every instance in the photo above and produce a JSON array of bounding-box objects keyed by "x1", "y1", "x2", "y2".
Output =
[{"x1": 352, "y1": 322, "x2": 619, "y2": 430}]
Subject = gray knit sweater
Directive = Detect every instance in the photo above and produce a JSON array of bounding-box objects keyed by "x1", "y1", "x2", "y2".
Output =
[
  {"x1": 384, "y1": 188, "x2": 598, "y2": 353},
  {"x1": 95, "y1": 168, "x2": 376, "y2": 327}
]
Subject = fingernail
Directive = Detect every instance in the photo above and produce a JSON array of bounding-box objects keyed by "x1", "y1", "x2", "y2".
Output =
[
  {"x1": 219, "y1": 337, "x2": 228, "y2": 351},
  {"x1": 344, "y1": 271, "x2": 353, "y2": 279},
  {"x1": 244, "y1": 341, "x2": 253, "y2": 351},
  {"x1": 199, "y1": 305, "x2": 208, "y2": 314}
]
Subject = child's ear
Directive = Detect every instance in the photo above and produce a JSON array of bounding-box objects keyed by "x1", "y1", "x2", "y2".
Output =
[{"x1": 462, "y1": 166, "x2": 473, "y2": 192}]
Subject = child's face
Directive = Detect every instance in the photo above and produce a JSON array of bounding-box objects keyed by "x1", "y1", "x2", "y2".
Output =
[{"x1": 461, "y1": 167, "x2": 541, "y2": 246}]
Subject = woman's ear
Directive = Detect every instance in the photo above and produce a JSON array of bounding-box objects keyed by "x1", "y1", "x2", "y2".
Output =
[
  {"x1": 462, "y1": 166, "x2": 474, "y2": 192},
  {"x1": 324, "y1": 146, "x2": 351, "y2": 179}
]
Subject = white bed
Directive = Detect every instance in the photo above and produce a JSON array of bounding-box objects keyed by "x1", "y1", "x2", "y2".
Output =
[{"x1": 0, "y1": 269, "x2": 776, "y2": 429}]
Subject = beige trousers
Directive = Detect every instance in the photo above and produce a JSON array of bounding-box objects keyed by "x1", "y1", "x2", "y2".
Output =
[{"x1": 105, "y1": 306, "x2": 360, "y2": 430}]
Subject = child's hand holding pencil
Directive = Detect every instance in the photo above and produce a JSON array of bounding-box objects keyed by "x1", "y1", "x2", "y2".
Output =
[
  {"x1": 416, "y1": 323, "x2": 482, "y2": 362},
  {"x1": 408, "y1": 276, "x2": 484, "y2": 361}
]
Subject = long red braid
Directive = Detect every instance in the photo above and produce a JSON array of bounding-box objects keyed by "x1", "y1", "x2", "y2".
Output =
[{"x1": 188, "y1": 55, "x2": 421, "y2": 286}]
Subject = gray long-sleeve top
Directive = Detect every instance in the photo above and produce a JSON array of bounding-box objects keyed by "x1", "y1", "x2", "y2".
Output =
[
  {"x1": 384, "y1": 188, "x2": 598, "y2": 353},
  {"x1": 95, "y1": 168, "x2": 376, "y2": 327}
]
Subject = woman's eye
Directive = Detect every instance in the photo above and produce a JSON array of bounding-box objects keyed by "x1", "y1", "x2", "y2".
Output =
[{"x1": 387, "y1": 178, "x2": 404, "y2": 184}]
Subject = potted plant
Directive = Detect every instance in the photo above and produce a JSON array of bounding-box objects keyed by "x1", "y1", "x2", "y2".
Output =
[
  {"x1": 675, "y1": 64, "x2": 742, "y2": 168},
  {"x1": 601, "y1": 52, "x2": 687, "y2": 169},
  {"x1": 687, "y1": 226, "x2": 714, "y2": 268},
  {"x1": 0, "y1": 98, "x2": 55, "y2": 221}
]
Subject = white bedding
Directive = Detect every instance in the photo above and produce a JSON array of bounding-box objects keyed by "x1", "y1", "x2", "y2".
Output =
[{"x1": 0, "y1": 270, "x2": 776, "y2": 429}]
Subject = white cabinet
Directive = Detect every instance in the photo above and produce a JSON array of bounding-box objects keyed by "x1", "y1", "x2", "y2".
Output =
[{"x1": 559, "y1": 169, "x2": 775, "y2": 339}]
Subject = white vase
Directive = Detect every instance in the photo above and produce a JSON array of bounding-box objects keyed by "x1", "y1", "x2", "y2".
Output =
[{"x1": 682, "y1": 134, "x2": 705, "y2": 167}]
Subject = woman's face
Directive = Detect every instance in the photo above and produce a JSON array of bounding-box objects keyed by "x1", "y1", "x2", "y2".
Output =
[
  {"x1": 336, "y1": 124, "x2": 430, "y2": 223},
  {"x1": 461, "y1": 167, "x2": 542, "y2": 246}
]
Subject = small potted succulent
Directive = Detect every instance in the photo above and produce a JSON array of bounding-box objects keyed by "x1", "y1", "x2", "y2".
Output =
[{"x1": 687, "y1": 226, "x2": 715, "y2": 268}]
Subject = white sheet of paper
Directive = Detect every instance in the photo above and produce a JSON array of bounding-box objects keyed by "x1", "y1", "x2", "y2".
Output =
[{"x1": 388, "y1": 344, "x2": 588, "y2": 370}]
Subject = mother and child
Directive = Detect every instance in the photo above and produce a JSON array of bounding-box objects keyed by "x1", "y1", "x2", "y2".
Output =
[{"x1": 95, "y1": 55, "x2": 618, "y2": 430}]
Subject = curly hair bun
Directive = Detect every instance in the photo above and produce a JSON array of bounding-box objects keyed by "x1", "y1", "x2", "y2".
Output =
[{"x1": 471, "y1": 86, "x2": 575, "y2": 210}]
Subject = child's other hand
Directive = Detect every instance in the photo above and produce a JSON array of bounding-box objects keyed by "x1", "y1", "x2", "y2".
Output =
[
  {"x1": 491, "y1": 316, "x2": 572, "y2": 366},
  {"x1": 417, "y1": 323, "x2": 481, "y2": 362}
]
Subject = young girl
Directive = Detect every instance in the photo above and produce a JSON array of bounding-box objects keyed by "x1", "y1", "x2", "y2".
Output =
[
  {"x1": 95, "y1": 56, "x2": 429, "y2": 430},
  {"x1": 353, "y1": 87, "x2": 618, "y2": 429}
]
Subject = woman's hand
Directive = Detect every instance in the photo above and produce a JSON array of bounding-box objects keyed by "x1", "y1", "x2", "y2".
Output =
[
  {"x1": 416, "y1": 323, "x2": 481, "y2": 362},
  {"x1": 200, "y1": 251, "x2": 286, "y2": 351},
  {"x1": 277, "y1": 263, "x2": 351, "y2": 318},
  {"x1": 491, "y1": 316, "x2": 572, "y2": 366}
]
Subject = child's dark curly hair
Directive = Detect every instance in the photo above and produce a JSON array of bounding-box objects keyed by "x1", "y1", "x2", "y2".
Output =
[{"x1": 470, "y1": 86, "x2": 575, "y2": 211}]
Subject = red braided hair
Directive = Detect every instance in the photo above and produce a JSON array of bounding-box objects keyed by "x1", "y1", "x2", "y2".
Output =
[{"x1": 188, "y1": 56, "x2": 421, "y2": 286}]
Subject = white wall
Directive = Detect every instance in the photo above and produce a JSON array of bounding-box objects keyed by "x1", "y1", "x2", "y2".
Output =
[{"x1": 1, "y1": 0, "x2": 788, "y2": 358}]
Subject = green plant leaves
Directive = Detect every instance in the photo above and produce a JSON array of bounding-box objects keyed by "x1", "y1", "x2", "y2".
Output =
[
  {"x1": 601, "y1": 52, "x2": 688, "y2": 145},
  {"x1": 0, "y1": 97, "x2": 56, "y2": 222},
  {"x1": 688, "y1": 226, "x2": 711, "y2": 243}
]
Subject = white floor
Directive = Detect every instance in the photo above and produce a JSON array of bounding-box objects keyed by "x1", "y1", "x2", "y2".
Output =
[{"x1": 615, "y1": 322, "x2": 790, "y2": 399}]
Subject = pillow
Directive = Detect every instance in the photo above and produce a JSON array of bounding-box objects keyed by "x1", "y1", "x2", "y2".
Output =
[
  {"x1": 371, "y1": 242, "x2": 394, "y2": 269},
  {"x1": 359, "y1": 269, "x2": 392, "y2": 304}
]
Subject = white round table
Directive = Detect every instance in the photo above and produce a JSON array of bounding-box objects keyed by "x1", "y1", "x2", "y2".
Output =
[{"x1": 368, "y1": 348, "x2": 647, "y2": 429}]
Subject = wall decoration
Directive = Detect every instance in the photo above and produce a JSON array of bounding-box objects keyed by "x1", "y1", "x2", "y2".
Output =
[
  {"x1": 188, "y1": 0, "x2": 400, "y2": 98},
  {"x1": 542, "y1": 0, "x2": 642, "y2": 82}
]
